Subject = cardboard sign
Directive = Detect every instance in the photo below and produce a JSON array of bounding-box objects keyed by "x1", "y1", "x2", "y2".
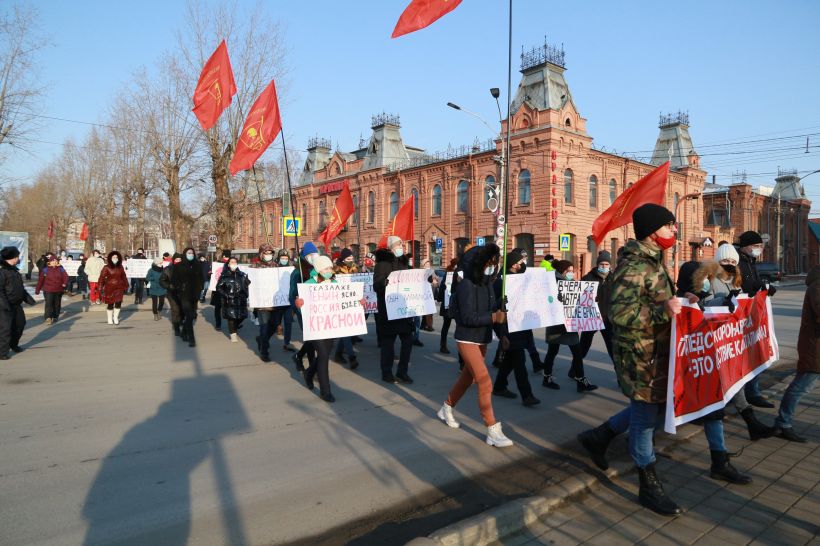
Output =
[
  {"x1": 124, "y1": 259, "x2": 153, "y2": 279},
  {"x1": 664, "y1": 291, "x2": 779, "y2": 433},
  {"x1": 444, "y1": 272, "x2": 454, "y2": 310},
  {"x1": 335, "y1": 272, "x2": 377, "y2": 313},
  {"x1": 385, "y1": 268, "x2": 436, "y2": 320},
  {"x1": 208, "y1": 262, "x2": 225, "y2": 289},
  {"x1": 557, "y1": 280, "x2": 605, "y2": 332},
  {"x1": 505, "y1": 268, "x2": 565, "y2": 333},
  {"x1": 61, "y1": 260, "x2": 81, "y2": 276},
  {"x1": 298, "y1": 282, "x2": 367, "y2": 341},
  {"x1": 246, "y1": 266, "x2": 293, "y2": 308}
]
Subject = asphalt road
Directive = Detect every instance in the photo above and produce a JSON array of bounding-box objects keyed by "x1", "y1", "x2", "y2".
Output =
[{"x1": 0, "y1": 285, "x2": 807, "y2": 546}]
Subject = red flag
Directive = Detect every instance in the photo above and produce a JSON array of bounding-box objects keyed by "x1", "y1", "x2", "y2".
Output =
[
  {"x1": 229, "y1": 80, "x2": 282, "y2": 176},
  {"x1": 79, "y1": 223, "x2": 89, "y2": 241},
  {"x1": 378, "y1": 194, "x2": 415, "y2": 248},
  {"x1": 47, "y1": 220, "x2": 54, "y2": 239},
  {"x1": 192, "y1": 40, "x2": 237, "y2": 131},
  {"x1": 391, "y1": 0, "x2": 462, "y2": 38},
  {"x1": 319, "y1": 182, "x2": 355, "y2": 248},
  {"x1": 591, "y1": 162, "x2": 670, "y2": 245}
]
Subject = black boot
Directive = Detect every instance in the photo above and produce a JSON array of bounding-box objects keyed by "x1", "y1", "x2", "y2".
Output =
[
  {"x1": 578, "y1": 422, "x2": 617, "y2": 470},
  {"x1": 440, "y1": 345, "x2": 450, "y2": 354},
  {"x1": 572, "y1": 376, "x2": 599, "y2": 393},
  {"x1": 181, "y1": 330, "x2": 188, "y2": 342},
  {"x1": 348, "y1": 355, "x2": 359, "y2": 370},
  {"x1": 710, "y1": 451, "x2": 752, "y2": 485},
  {"x1": 638, "y1": 463, "x2": 682, "y2": 516},
  {"x1": 740, "y1": 407, "x2": 775, "y2": 441},
  {"x1": 332, "y1": 351, "x2": 347, "y2": 365},
  {"x1": 188, "y1": 330, "x2": 196, "y2": 347},
  {"x1": 173, "y1": 323, "x2": 181, "y2": 336}
]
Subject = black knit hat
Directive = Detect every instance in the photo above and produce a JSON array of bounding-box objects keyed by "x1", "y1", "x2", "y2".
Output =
[
  {"x1": 505, "y1": 248, "x2": 525, "y2": 272},
  {"x1": 221, "y1": 249, "x2": 232, "y2": 259},
  {"x1": 633, "y1": 204, "x2": 676, "y2": 240},
  {"x1": 737, "y1": 231, "x2": 763, "y2": 247},
  {"x1": 339, "y1": 248, "x2": 354, "y2": 261},
  {"x1": 0, "y1": 246, "x2": 20, "y2": 261},
  {"x1": 596, "y1": 251, "x2": 612, "y2": 264}
]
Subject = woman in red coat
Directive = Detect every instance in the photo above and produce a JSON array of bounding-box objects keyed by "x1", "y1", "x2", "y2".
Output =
[{"x1": 98, "y1": 251, "x2": 128, "y2": 325}]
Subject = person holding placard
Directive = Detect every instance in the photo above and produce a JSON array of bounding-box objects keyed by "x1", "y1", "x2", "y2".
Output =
[
  {"x1": 77, "y1": 254, "x2": 88, "y2": 300},
  {"x1": 437, "y1": 243, "x2": 514, "y2": 448},
  {"x1": 35, "y1": 255, "x2": 68, "y2": 324},
  {"x1": 578, "y1": 251, "x2": 614, "y2": 362},
  {"x1": 210, "y1": 249, "x2": 231, "y2": 331},
  {"x1": 373, "y1": 236, "x2": 415, "y2": 384},
  {"x1": 131, "y1": 248, "x2": 148, "y2": 305},
  {"x1": 216, "y1": 257, "x2": 251, "y2": 343},
  {"x1": 250, "y1": 244, "x2": 281, "y2": 362},
  {"x1": 99, "y1": 251, "x2": 128, "y2": 326},
  {"x1": 332, "y1": 248, "x2": 360, "y2": 369},
  {"x1": 437, "y1": 257, "x2": 459, "y2": 354},
  {"x1": 64, "y1": 256, "x2": 78, "y2": 295}
]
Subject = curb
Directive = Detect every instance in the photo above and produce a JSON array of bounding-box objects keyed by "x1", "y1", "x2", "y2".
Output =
[{"x1": 414, "y1": 377, "x2": 794, "y2": 546}]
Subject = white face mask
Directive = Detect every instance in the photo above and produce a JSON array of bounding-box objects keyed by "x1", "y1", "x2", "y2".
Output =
[
  {"x1": 393, "y1": 247, "x2": 404, "y2": 258},
  {"x1": 565, "y1": 272, "x2": 575, "y2": 280},
  {"x1": 111, "y1": 257, "x2": 119, "y2": 264},
  {"x1": 306, "y1": 253, "x2": 318, "y2": 265},
  {"x1": 484, "y1": 265, "x2": 495, "y2": 276},
  {"x1": 262, "y1": 254, "x2": 273, "y2": 262},
  {"x1": 228, "y1": 264, "x2": 238, "y2": 271},
  {"x1": 750, "y1": 248, "x2": 762, "y2": 258}
]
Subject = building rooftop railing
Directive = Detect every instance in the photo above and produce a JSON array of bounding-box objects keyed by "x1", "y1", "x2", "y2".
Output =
[
  {"x1": 659, "y1": 111, "x2": 690, "y2": 128},
  {"x1": 371, "y1": 112, "x2": 401, "y2": 128},
  {"x1": 307, "y1": 136, "x2": 332, "y2": 149},
  {"x1": 385, "y1": 138, "x2": 496, "y2": 173},
  {"x1": 778, "y1": 167, "x2": 799, "y2": 176},
  {"x1": 520, "y1": 37, "x2": 565, "y2": 71}
]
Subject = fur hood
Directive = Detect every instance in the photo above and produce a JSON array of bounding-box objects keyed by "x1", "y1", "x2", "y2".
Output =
[
  {"x1": 375, "y1": 247, "x2": 410, "y2": 266},
  {"x1": 693, "y1": 261, "x2": 742, "y2": 293},
  {"x1": 106, "y1": 251, "x2": 123, "y2": 268},
  {"x1": 459, "y1": 243, "x2": 500, "y2": 285}
]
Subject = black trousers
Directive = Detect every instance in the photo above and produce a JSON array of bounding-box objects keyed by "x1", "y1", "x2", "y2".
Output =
[
  {"x1": 151, "y1": 295, "x2": 165, "y2": 314},
  {"x1": 439, "y1": 316, "x2": 452, "y2": 348},
  {"x1": 494, "y1": 348, "x2": 534, "y2": 398},
  {"x1": 132, "y1": 279, "x2": 145, "y2": 304},
  {"x1": 180, "y1": 298, "x2": 198, "y2": 339},
  {"x1": 379, "y1": 332, "x2": 412, "y2": 376},
  {"x1": 213, "y1": 293, "x2": 222, "y2": 329},
  {"x1": 44, "y1": 291, "x2": 62, "y2": 319},
  {"x1": 227, "y1": 318, "x2": 244, "y2": 334},
  {"x1": 167, "y1": 292, "x2": 182, "y2": 328},
  {"x1": 578, "y1": 322, "x2": 614, "y2": 363},
  {"x1": 106, "y1": 301, "x2": 122, "y2": 310},
  {"x1": 305, "y1": 338, "x2": 334, "y2": 395},
  {"x1": 543, "y1": 342, "x2": 586, "y2": 378},
  {"x1": 0, "y1": 307, "x2": 25, "y2": 355}
]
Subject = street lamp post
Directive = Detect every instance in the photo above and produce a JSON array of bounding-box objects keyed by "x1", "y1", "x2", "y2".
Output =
[{"x1": 673, "y1": 192, "x2": 700, "y2": 279}]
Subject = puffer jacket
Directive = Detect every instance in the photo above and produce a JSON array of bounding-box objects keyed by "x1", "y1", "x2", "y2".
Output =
[
  {"x1": 35, "y1": 265, "x2": 68, "y2": 294},
  {"x1": 693, "y1": 261, "x2": 743, "y2": 307},
  {"x1": 452, "y1": 244, "x2": 499, "y2": 344},
  {"x1": 1, "y1": 261, "x2": 33, "y2": 310},
  {"x1": 216, "y1": 266, "x2": 251, "y2": 320},
  {"x1": 797, "y1": 265, "x2": 820, "y2": 374},
  {"x1": 145, "y1": 265, "x2": 167, "y2": 297},
  {"x1": 608, "y1": 239, "x2": 675, "y2": 404},
  {"x1": 84, "y1": 256, "x2": 106, "y2": 283}
]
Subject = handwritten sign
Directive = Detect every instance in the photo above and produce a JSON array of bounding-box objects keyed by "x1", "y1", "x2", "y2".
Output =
[
  {"x1": 60, "y1": 260, "x2": 81, "y2": 276},
  {"x1": 335, "y1": 272, "x2": 377, "y2": 313},
  {"x1": 208, "y1": 262, "x2": 225, "y2": 290},
  {"x1": 124, "y1": 259, "x2": 153, "y2": 279},
  {"x1": 298, "y1": 282, "x2": 367, "y2": 341},
  {"x1": 246, "y1": 266, "x2": 293, "y2": 308},
  {"x1": 505, "y1": 268, "x2": 565, "y2": 333},
  {"x1": 385, "y1": 268, "x2": 436, "y2": 320},
  {"x1": 443, "y1": 272, "x2": 454, "y2": 309},
  {"x1": 558, "y1": 280, "x2": 605, "y2": 332}
]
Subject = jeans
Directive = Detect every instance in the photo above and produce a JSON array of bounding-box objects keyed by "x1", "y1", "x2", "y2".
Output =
[
  {"x1": 132, "y1": 279, "x2": 145, "y2": 304},
  {"x1": 288, "y1": 307, "x2": 301, "y2": 347},
  {"x1": 335, "y1": 336, "x2": 355, "y2": 357},
  {"x1": 744, "y1": 375, "x2": 762, "y2": 399},
  {"x1": 775, "y1": 372, "x2": 819, "y2": 429},
  {"x1": 200, "y1": 280, "x2": 210, "y2": 301}
]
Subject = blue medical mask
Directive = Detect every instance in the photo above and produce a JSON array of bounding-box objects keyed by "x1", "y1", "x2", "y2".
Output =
[
  {"x1": 565, "y1": 272, "x2": 575, "y2": 280},
  {"x1": 279, "y1": 258, "x2": 290, "y2": 265},
  {"x1": 597, "y1": 267, "x2": 610, "y2": 275},
  {"x1": 702, "y1": 278, "x2": 711, "y2": 294},
  {"x1": 393, "y1": 248, "x2": 404, "y2": 258},
  {"x1": 484, "y1": 265, "x2": 495, "y2": 276},
  {"x1": 186, "y1": 253, "x2": 195, "y2": 261}
]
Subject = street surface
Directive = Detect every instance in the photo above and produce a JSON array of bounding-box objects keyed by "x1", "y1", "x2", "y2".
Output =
[{"x1": 0, "y1": 285, "x2": 808, "y2": 545}]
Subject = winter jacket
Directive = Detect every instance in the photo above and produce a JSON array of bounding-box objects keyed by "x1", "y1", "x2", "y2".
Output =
[
  {"x1": 452, "y1": 245, "x2": 499, "y2": 344},
  {"x1": 373, "y1": 248, "x2": 413, "y2": 336},
  {"x1": 145, "y1": 265, "x2": 167, "y2": 297},
  {"x1": 738, "y1": 251, "x2": 767, "y2": 297},
  {"x1": 289, "y1": 264, "x2": 316, "y2": 318},
  {"x1": 35, "y1": 266, "x2": 68, "y2": 294},
  {"x1": 334, "y1": 262, "x2": 359, "y2": 274},
  {"x1": 0, "y1": 261, "x2": 34, "y2": 311},
  {"x1": 99, "y1": 263, "x2": 128, "y2": 304},
  {"x1": 693, "y1": 262, "x2": 743, "y2": 308},
  {"x1": 170, "y1": 259, "x2": 204, "y2": 302},
  {"x1": 216, "y1": 267, "x2": 251, "y2": 321},
  {"x1": 608, "y1": 239, "x2": 675, "y2": 404},
  {"x1": 797, "y1": 265, "x2": 820, "y2": 374},
  {"x1": 84, "y1": 256, "x2": 106, "y2": 283},
  {"x1": 199, "y1": 259, "x2": 211, "y2": 282}
]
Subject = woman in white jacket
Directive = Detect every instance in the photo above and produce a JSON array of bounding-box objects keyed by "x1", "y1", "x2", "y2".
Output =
[{"x1": 84, "y1": 250, "x2": 106, "y2": 305}]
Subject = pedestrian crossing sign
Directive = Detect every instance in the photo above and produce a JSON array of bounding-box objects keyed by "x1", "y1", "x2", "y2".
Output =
[
  {"x1": 283, "y1": 216, "x2": 302, "y2": 237},
  {"x1": 559, "y1": 233, "x2": 571, "y2": 252}
]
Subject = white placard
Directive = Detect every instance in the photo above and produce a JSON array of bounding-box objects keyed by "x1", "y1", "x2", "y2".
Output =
[
  {"x1": 558, "y1": 280, "x2": 605, "y2": 332},
  {"x1": 505, "y1": 268, "x2": 565, "y2": 333},
  {"x1": 60, "y1": 260, "x2": 81, "y2": 276},
  {"x1": 298, "y1": 282, "x2": 367, "y2": 341},
  {"x1": 385, "y1": 268, "x2": 436, "y2": 320},
  {"x1": 25, "y1": 286, "x2": 44, "y2": 302},
  {"x1": 335, "y1": 272, "x2": 377, "y2": 313},
  {"x1": 208, "y1": 261, "x2": 224, "y2": 289},
  {"x1": 443, "y1": 272, "x2": 454, "y2": 309},
  {"x1": 124, "y1": 259, "x2": 153, "y2": 279},
  {"x1": 246, "y1": 266, "x2": 293, "y2": 308}
]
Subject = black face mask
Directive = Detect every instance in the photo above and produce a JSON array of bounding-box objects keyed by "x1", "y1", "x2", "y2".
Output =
[
  {"x1": 518, "y1": 263, "x2": 527, "y2": 273},
  {"x1": 721, "y1": 264, "x2": 736, "y2": 274}
]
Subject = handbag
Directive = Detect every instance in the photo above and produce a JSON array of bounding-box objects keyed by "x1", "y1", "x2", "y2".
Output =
[{"x1": 545, "y1": 324, "x2": 580, "y2": 346}]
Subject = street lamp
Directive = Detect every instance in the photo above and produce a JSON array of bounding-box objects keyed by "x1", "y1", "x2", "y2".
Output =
[{"x1": 673, "y1": 192, "x2": 700, "y2": 279}]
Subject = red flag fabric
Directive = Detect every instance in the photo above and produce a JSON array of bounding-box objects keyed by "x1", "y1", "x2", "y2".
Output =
[
  {"x1": 319, "y1": 182, "x2": 355, "y2": 248},
  {"x1": 47, "y1": 220, "x2": 54, "y2": 239},
  {"x1": 591, "y1": 161, "x2": 670, "y2": 245},
  {"x1": 378, "y1": 195, "x2": 415, "y2": 248},
  {"x1": 391, "y1": 0, "x2": 463, "y2": 38},
  {"x1": 80, "y1": 223, "x2": 89, "y2": 241},
  {"x1": 192, "y1": 40, "x2": 237, "y2": 131},
  {"x1": 229, "y1": 80, "x2": 282, "y2": 176}
]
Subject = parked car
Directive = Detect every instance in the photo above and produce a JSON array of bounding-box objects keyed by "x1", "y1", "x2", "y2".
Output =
[{"x1": 755, "y1": 262, "x2": 781, "y2": 283}]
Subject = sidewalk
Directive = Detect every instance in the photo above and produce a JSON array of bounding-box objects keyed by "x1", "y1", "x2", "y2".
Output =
[{"x1": 419, "y1": 376, "x2": 819, "y2": 546}]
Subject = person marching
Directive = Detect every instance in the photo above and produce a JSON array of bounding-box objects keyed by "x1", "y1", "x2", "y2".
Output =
[
  {"x1": 130, "y1": 248, "x2": 148, "y2": 305},
  {"x1": 170, "y1": 247, "x2": 204, "y2": 347},
  {"x1": 492, "y1": 248, "x2": 540, "y2": 406},
  {"x1": 541, "y1": 260, "x2": 598, "y2": 392},
  {"x1": 145, "y1": 257, "x2": 167, "y2": 320},
  {"x1": 250, "y1": 244, "x2": 279, "y2": 362},
  {"x1": 159, "y1": 253, "x2": 184, "y2": 337},
  {"x1": 332, "y1": 248, "x2": 359, "y2": 369},
  {"x1": 77, "y1": 254, "x2": 89, "y2": 300},
  {"x1": 35, "y1": 254, "x2": 68, "y2": 324},
  {"x1": 99, "y1": 251, "x2": 128, "y2": 325},
  {"x1": 373, "y1": 236, "x2": 415, "y2": 384},
  {"x1": 436, "y1": 243, "x2": 513, "y2": 447},
  {"x1": 0, "y1": 246, "x2": 36, "y2": 359},
  {"x1": 215, "y1": 256, "x2": 251, "y2": 343},
  {"x1": 85, "y1": 250, "x2": 106, "y2": 305},
  {"x1": 211, "y1": 250, "x2": 231, "y2": 331},
  {"x1": 272, "y1": 248, "x2": 295, "y2": 351},
  {"x1": 578, "y1": 251, "x2": 614, "y2": 361},
  {"x1": 295, "y1": 255, "x2": 338, "y2": 403},
  {"x1": 289, "y1": 244, "x2": 319, "y2": 371},
  {"x1": 437, "y1": 257, "x2": 459, "y2": 354}
]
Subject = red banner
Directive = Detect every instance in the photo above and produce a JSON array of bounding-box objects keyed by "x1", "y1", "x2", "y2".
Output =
[{"x1": 665, "y1": 291, "x2": 779, "y2": 433}]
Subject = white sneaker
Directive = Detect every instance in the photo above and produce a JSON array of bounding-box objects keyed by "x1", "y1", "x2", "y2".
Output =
[
  {"x1": 486, "y1": 422, "x2": 513, "y2": 447},
  {"x1": 230, "y1": 333, "x2": 238, "y2": 343},
  {"x1": 436, "y1": 403, "x2": 460, "y2": 429}
]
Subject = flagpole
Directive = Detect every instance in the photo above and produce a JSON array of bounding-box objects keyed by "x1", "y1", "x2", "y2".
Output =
[
  {"x1": 280, "y1": 130, "x2": 304, "y2": 282},
  {"x1": 251, "y1": 166, "x2": 269, "y2": 243},
  {"x1": 500, "y1": 0, "x2": 512, "y2": 308}
]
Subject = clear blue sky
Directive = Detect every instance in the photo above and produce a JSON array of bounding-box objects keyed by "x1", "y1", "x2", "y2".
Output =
[{"x1": 8, "y1": 0, "x2": 820, "y2": 214}]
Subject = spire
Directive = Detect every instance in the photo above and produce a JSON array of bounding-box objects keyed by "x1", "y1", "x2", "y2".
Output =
[
  {"x1": 298, "y1": 136, "x2": 332, "y2": 186},
  {"x1": 510, "y1": 38, "x2": 573, "y2": 114},
  {"x1": 362, "y1": 112, "x2": 410, "y2": 171},
  {"x1": 650, "y1": 111, "x2": 698, "y2": 170},
  {"x1": 773, "y1": 168, "x2": 806, "y2": 200}
]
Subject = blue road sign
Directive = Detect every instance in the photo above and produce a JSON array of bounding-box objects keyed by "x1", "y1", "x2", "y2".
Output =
[
  {"x1": 477, "y1": 237, "x2": 486, "y2": 246},
  {"x1": 435, "y1": 238, "x2": 442, "y2": 250}
]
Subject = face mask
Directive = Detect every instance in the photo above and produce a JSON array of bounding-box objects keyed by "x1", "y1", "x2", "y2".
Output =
[
  {"x1": 344, "y1": 259, "x2": 354, "y2": 265},
  {"x1": 750, "y1": 248, "x2": 762, "y2": 258},
  {"x1": 702, "y1": 278, "x2": 711, "y2": 294},
  {"x1": 364, "y1": 259, "x2": 374, "y2": 268},
  {"x1": 393, "y1": 248, "x2": 404, "y2": 258},
  {"x1": 306, "y1": 254, "x2": 317, "y2": 265},
  {"x1": 565, "y1": 272, "x2": 575, "y2": 280},
  {"x1": 319, "y1": 270, "x2": 333, "y2": 279},
  {"x1": 721, "y1": 264, "x2": 736, "y2": 274},
  {"x1": 484, "y1": 265, "x2": 495, "y2": 276},
  {"x1": 653, "y1": 234, "x2": 677, "y2": 250},
  {"x1": 262, "y1": 254, "x2": 273, "y2": 262},
  {"x1": 279, "y1": 258, "x2": 290, "y2": 265},
  {"x1": 229, "y1": 264, "x2": 238, "y2": 271},
  {"x1": 598, "y1": 267, "x2": 610, "y2": 275},
  {"x1": 186, "y1": 253, "x2": 195, "y2": 261},
  {"x1": 518, "y1": 263, "x2": 527, "y2": 273},
  {"x1": 111, "y1": 257, "x2": 119, "y2": 264}
]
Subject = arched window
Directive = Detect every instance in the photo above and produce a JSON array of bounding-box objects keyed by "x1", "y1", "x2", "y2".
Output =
[
  {"x1": 457, "y1": 180, "x2": 469, "y2": 213},
  {"x1": 609, "y1": 179, "x2": 617, "y2": 204},
  {"x1": 318, "y1": 200, "x2": 326, "y2": 229},
  {"x1": 367, "y1": 191, "x2": 375, "y2": 223},
  {"x1": 352, "y1": 194, "x2": 359, "y2": 226},
  {"x1": 432, "y1": 184, "x2": 442, "y2": 216},
  {"x1": 518, "y1": 169, "x2": 531, "y2": 205},
  {"x1": 389, "y1": 191, "x2": 399, "y2": 219},
  {"x1": 589, "y1": 175, "x2": 598, "y2": 209},
  {"x1": 673, "y1": 192, "x2": 680, "y2": 212},
  {"x1": 411, "y1": 187, "x2": 420, "y2": 219},
  {"x1": 484, "y1": 175, "x2": 497, "y2": 210},
  {"x1": 564, "y1": 169, "x2": 574, "y2": 204}
]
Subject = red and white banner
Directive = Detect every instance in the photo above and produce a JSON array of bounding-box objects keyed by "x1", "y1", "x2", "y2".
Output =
[{"x1": 664, "y1": 291, "x2": 779, "y2": 433}]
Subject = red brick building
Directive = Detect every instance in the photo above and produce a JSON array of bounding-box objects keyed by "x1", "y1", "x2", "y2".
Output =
[{"x1": 235, "y1": 42, "x2": 709, "y2": 274}]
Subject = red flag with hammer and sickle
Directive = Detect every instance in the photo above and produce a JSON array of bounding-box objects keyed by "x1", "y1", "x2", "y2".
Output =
[
  {"x1": 319, "y1": 181, "x2": 355, "y2": 249},
  {"x1": 229, "y1": 80, "x2": 282, "y2": 176},
  {"x1": 192, "y1": 40, "x2": 237, "y2": 131}
]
